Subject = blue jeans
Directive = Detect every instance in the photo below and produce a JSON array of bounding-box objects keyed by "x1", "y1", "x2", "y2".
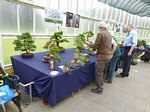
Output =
[{"x1": 106, "y1": 57, "x2": 119, "y2": 81}]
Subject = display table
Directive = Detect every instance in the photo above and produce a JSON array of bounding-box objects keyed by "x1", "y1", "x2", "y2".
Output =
[{"x1": 11, "y1": 49, "x2": 96, "y2": 106}]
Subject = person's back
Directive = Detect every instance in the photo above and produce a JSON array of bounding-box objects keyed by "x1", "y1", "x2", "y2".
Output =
[{"x1": 94, "y1": 31, "x2": 112, "y2": 61}]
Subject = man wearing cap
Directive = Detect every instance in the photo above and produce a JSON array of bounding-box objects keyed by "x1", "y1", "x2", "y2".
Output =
[{"x1": 87, "y1": 21, "x2": 112, "y2": 94}]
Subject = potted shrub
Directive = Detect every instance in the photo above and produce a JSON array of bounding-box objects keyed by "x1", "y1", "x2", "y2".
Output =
[
  {"x1": 138, "y1": 39, "x2": 147, "y2": 47},
  {"x1": 84, "y1": 31, "x2": 94, "y2": 42},
  {"x1": 48, "y1": 45, "x2": 62, "y2": 70},
  {"x1": 13, "y1": 32, "x2": 36, "y2": 58},
  {"x1": 43, "y1": 31, "x2": 69, "y2": 52},
  {"x1": 78, "y1": 53, "x2": 90, "y2": 65},
  {"x1": 74, "y1": 34, "x2": 85, "y2": 51}
]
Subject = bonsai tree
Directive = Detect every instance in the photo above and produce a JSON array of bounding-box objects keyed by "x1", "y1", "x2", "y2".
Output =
[
  {"x1": 48, "y1": 46, "x2": 61, "y2": 62},
  {"x1": 74, "y1": 34, "x2": 85, "y2": 51},
  {"x1": 43, "y1": 31, "x2": 69, "y2": 52},
  {"x1": 13, "y1": 32, "x2": 36, "y2": 58},
  {"x1": 78, "y1": 53, "x2": 90, "y2": 65},
  {"x1": 138, "y1": 39, "x2": 147, "y2": 47},
  {"x1": 43, "y1": 44, "x2": 61, "y2": 63},
  {"x1": 84, "y1": 31, "x2": 94, "y2": 41}
]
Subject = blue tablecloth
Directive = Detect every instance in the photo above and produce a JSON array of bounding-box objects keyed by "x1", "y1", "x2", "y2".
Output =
[{"x1": 11, "y1": 49, "x2": 96, "y2": 106}]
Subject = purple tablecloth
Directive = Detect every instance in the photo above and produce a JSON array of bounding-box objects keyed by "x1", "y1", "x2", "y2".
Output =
[{"x1": 11, "y1": 49, "x2": 96, "y2": 106}]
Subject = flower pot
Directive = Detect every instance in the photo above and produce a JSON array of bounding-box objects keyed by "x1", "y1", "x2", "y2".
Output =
[
  {"x1": 59, "y1": 47, "x2": 65, "y2": 53},
  {"x1": 63, "y1": 66, "x2": 68, "y2": 73},
  {"x1": 21, "y1": 53, "x2": 33, "y2": 58}
]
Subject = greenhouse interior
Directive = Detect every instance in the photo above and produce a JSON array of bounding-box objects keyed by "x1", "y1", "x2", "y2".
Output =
[{"x1": 0, "y1": 0, "x2": 150, "y2": 112}]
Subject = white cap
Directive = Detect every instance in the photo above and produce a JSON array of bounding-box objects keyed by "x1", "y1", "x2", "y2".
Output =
[
  {"x1": 106, "y1": 24, "x2": 112, "y2": 31},
  {"x1": 99, "y1": 21, "x2": 107, "y2": 28}
]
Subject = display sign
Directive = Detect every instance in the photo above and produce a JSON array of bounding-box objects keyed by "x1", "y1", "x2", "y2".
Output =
[
  {"x1": 66, "y1": 12, "x2": 80, "y2": 28},
  {"x1": 45, "y1": 8, "x2": 63, "y2": 25}
]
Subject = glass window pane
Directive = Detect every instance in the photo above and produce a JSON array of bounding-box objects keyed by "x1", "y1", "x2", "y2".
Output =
[
  {"x1": 49, "y1": 0, "x2": 58, "y2": 9},
  {"x1": 70, "y1": 0, "x2": 77, "y2": 13},
  {"x1": 59, "y1": 26, "x2": 67, "y2": 35},
  {"x1": 19, "y1": 5, "x2": 33, "y2": 33},
  {"x1": 35, "y1": 9, "x2": 46, "y2": 34},
  {"x1": 0, "y1": 0, "x2": 17, "y2": 33},
  {"x1": 34, "y1": 0, "x2": 46, "y2": 7},
  {"x1": 20, "y1": 0, "x2": 33, "y2": 3},
  {"x1": 59, "y1": 0, "x2": 68, "y2": 11},
  {"x1": 59, "y1": 14, "x2": 67, "y2": 35},
  {"x1": 67, "y1": 27, "x2": 74, "y2": 35},
  {"x1": 89, "y1": 20, "x2": 94, "y2": 32},
  {"x1": 84, "y1": 0, "x2": 92, "y2": 16},
  {"x1": 82, "y1": 19, "x2": 88, "y2": 32},
  {"x1": 78, "y1": 0, "x2": 85, "y2": 15},
  {"x1": 47, "y1": 23, "x2": 58, "y2": 34}
]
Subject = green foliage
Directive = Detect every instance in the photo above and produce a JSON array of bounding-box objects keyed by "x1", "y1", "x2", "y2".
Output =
[
  {"x1": 74, "y1": 34, "x2": 85, "y2": 50},
  {"x1": 138, "y1": 39, "x2": 147, "y2": 47},
  {"x1": 43, "y1": 39, "x2": 52, "y2": 49},
  {"x1": 84, "y1": 31, "x2": 94, "y2": 37},
  {"x1": 50, "y1": 31, "x2": 69, "y2": 47},
  {"x1": 48, "y1": 46, "x2": 61, "y2": 62},
  {"x1": 13, "y1": 32, "x2": 36, "y2": 53},
  {"x1": 43, "y1": 31, "x2": 69, "y2": 50},
  {"x1": 78, "y1": 54, "x2": 90, "y2": 65}
]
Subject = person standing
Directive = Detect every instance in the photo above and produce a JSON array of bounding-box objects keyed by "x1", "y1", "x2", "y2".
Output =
[
  {"x1": 87, "y1": 21, "x2": 112, "y2": 94},
  {"x1": 105, "y1": 36, "x2": 121, "y2": 83},
  {"x1": 117, "y1": 24, "x2": 138, "y2": 78}
]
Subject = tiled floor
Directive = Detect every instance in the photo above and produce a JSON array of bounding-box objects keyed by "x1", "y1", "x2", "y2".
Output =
[{"x1": 2, "y1": 62, "x2": 150, "y2": 112}]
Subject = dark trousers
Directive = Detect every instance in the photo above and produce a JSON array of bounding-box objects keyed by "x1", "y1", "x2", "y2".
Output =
[
  {"x1": 122, "y1": 46, "x2": 133, "y2": 76},
  {"x1": 95, "y1": 60, "x2": 110, "y2": 89}
]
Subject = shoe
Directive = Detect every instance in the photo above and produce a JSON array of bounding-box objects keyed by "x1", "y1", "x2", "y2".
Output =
[
  {"x1": 119, "y1": 73, "x2": 129, "y2": 77},
  {"x1": 91, "y1": 88, "x2": 103, "y2": 94},
  {"x1": 104, "y1": 80, "x2": 112, "y2": 84},
  {"x1": 116, "y1": 74, "x2": 125, "y2": 78}
]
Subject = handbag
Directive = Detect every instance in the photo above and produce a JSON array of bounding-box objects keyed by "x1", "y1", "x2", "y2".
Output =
[{"x1": 0, "y1": 85, "x2": 14, "y2": 105}]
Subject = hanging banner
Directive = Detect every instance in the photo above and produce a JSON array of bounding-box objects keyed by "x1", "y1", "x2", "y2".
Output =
[
  {"x1": 45, "y1": 8, "x2": 63, "y2": 25},
  {"x1": 66, "y1": 12, "x2": 80, "y2": 28}
]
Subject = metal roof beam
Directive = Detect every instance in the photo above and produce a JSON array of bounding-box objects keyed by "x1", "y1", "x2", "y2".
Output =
[
  {"x1": 120, "y1": 0, "x2": 131, "y2": 8},
  {"x1": 128, "y1": 1, "x2": 141, "y2": 13}
]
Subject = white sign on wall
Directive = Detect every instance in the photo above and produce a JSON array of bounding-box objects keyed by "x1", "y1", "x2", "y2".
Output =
[
  {"x1": 45, "y1": 8, "x2": 63, "y2": 25},
  {"x1": 0, "y1": 34, "x2": 4, "y2": 67}
]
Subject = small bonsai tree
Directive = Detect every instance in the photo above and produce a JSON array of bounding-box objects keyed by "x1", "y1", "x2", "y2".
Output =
[
  {"x1": 78, "y1": 53, "x2": 90, "y2": 65},
  {"x1": 43, "y1": 31, "x2": 69, "y2": 52},
  {"x1": 138, "y1": 39, "x2": 147, "y2": 47},
  {"x1": 48, "y1": 45, "x2": 61, "y2": 62},
  {"x1": 74, "y1": 34, "x2": 85, "y2": 51},
  {"x1": 13, "y1": 32, "x2": 36, "y2": 58},
  {"x1": 84, "y1": 31, "x2": 94, "y2": 41}
]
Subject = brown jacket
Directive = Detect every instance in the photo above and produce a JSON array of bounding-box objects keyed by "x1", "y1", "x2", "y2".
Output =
[{"x1": 91, "y1": 31, "x2": 112, "y2": 61}]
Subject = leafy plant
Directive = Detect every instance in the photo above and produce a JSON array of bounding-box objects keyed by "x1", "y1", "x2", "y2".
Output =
[
  {"x1": 78, "y1": 54, "x2": 90, "y2": 65},
  {"x1": 84, "y1": 31, "x2": 94, "y2": 41},
  {"x1": 13, "y1": 32, "x2": 36, "y2": 54},
  {"x1": 43, "y1": 31, "x2": 69, "y2": 52},
  {"x1": 74, "y1": 34, "x2": 85, "y2": 51},
  {"x1": 138, "y1": 39, "x2": 147, "y2": 47},
  {"x1": 48, "y1": 46, "x2": 61, "y2": 62}
]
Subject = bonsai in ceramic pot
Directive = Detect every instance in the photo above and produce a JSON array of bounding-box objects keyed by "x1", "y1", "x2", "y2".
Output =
[
  {"x1": 74, "y1": 34, "x2": 85, "y2": 52},
  {"x1": 48, "y1": 45, "x2": 62, "y2": 70},
  {"x1": 43, "y1": 31, "x2": 69, "y2": 52},
  {"x1": 13, "y1": 32, "x2": 36, "y2": 58}
]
